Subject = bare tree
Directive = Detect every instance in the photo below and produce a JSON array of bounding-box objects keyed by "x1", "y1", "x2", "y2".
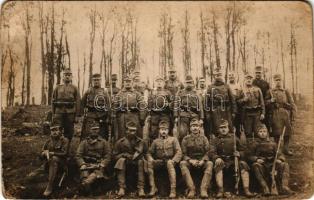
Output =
[
  {"x1": 181, "y1": 10, "x2": 191, "y2": 77},
  {"x1": 88, "y1": 7, "x2": 97, "y2": 87},
  {"x1": 47, "y1": 4, "x2": 55, "y2": 105}
]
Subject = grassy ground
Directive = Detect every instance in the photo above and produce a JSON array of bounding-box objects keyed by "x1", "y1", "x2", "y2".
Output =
[{"x1": 1, "y1": 106, "x2": 314, "y2": 199}]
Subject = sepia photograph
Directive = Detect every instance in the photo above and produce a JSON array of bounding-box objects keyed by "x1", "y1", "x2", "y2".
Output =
[{"x1": 0, "y1": 1, "x2": 313, "y2": 199}]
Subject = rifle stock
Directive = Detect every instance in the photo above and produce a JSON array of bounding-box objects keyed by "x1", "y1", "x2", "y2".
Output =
[
  {"x1": 271, "y1": 126, "x2": 286, "y2": 195},
  {"x1": 233, "y1": 127, "x2": 240, "y2": 195}
]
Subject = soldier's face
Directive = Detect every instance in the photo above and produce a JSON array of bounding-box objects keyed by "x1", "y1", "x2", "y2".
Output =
[
  {"x1": 63, "y1": 73, "x2": 72, "y2": 83},
  {"x1": 124, "y1": 80, "x2": 132, "y2": 89},
  {"x1": 257, "y1": 128, "x2": 268, "y2": 139},
  {"x1": 190, "y1": 124, "x2": 200, "y2": 134},
  {"x1": 169, "y1": 71, "x2": 176, "y2": 79},
  {"x1": 127, "y1": 129, "x2": 137, "y2": 138},
  {"x1": 245, "y1": 77, "x2": 253, "y2": 86},
  {"x1": 159, "y1": 127, "x2": 169, "y2": 137},
  {"x1": 274, "y1": 79, "x2": 281, "y2": 87},
  {"x1": 199, "y1": 81, "x2": 205, "y2": 89},
  {"x1": 93, "y1": 79, "x2": 101, "y2": 88},
  {"x1": 185, "y1": 82, "x2": 194, "y2": 90},
  {"x1": 219, "y1": 126, "x2": 229, "y2": 135},
  {"x1": 134, "y1": 78, "x2": 140, "y2": 85},
  {"x1": 156, "y1": 80, "x2": 165, "y2": 88},
  {"x1": 50, "y1": 128, "x2": 61, "y2": 138},
  {"x1": 255, "y1": 72, "x2": 262, "y2": 79}
]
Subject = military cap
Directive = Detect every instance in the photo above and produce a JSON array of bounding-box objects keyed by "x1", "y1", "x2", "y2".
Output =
[
  {"x1": 168, "y1": 68, "x2": 176, "y2": 72},
  {"x1": 123, "y1": 75, "x2": 132, "y2": 81},
  {"x1": 255, "y1": 66, "x2": 263, "y2": 72},
  {"x1": 159, "y1": 120, "x2": 169, "y2": 129},
  {"x1": 219, "y1": 119, "x2": 229, "y2": 127},
  {"x1": 133, "y1": 70, "x2": 140, "y2": 76},
  {"x1": 257, "y1": 123, "x2": 267, "y2": 131},
  {"x1": 112, "y1": 74, "x2": 118, "y2": 81},
  {"x1": 273, "y1": 74, "x2": 282, "y2": 81},
  {"x1": 185, "y1": 75, "x2": 194, "y2": 83},
  {"x1": 126, "y1": 121, "x2": 137, "y2": 130},
  {"x1": 50, "y1": 125, "x2": 61, "y2": 131},
  {"x1": 199, "y1": 77, "x2": 205, "y2": 82},
  {"x1": 91, "y1": 125, "x2": 100, "y2": 130},
  {"x1": 155, "y1": 75, "x2": 164, "y2": 81},
  {"x1": 63, "y1": 68, "x2": 72, "y2": 74},
  {"x1": 244, "y1": 72, "x2": 253, "y2": 79},
  {"x1": 92, "y1": 73, "x2": 101, "y2": 79},
  {"x1": 213, "y1": 68, "x2": 222, "y2": 75},
  {"x1": 190, "y1": 118, "x2": 199, "y2": 126}
]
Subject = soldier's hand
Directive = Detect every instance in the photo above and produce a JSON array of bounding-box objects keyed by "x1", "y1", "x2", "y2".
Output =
[
  {"x1": 146, "y1": 115, "x2": 151, "y2": 122},
  {"x1": 232, "y1": 113, "x2": 236, "y2": 119},
  {"x1": 271, "y1": 98, "x2": 276, "y2": 103},
  {"x1": 175, "y1": 118, "x2": 178, "y2": 123},
  {"x1": 189, "y1": 159, "x2": 198, "y2": 167},
  {"x1": 198, "y1": 160, "x2": 204, "y2": 167},
  {"x1": 260, "y1": 114, "x2": 265, "y2": 120},
  {"x1": 256, "y1": 159, "x2": 264, "y2": 164},
  {"x1": 233, "y1": 151, "x2": 240, "y2": 157},
  {"x1": 243, "y1": 96, "x2": 249, "y2": 102},
  {"x1": 80, "y1": 164, "x2": 87, "y2": 170},
  {"x1": 199, "y1": 119, "x2": 203, "y2": 125},
  {"x1": 276, "y1": 159, "x2": 282, "y2": 164},
  {"x1": 215, "y1": 158, "x2": 224, "y2": 167}
]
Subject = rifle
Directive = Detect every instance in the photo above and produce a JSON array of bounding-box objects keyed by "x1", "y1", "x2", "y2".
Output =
[
  {"x1": 173, "y1": 117, "x2": 179, "y2": 139},
  {"x1": 233, "y1": 127, "x2": 240, "y2": 195},
  {"x1": 271, "y1": 126, "x2": 286, "y2": 195},
  {"x1": 239, "y1": 124, "x2": 247, "y2": 145},
  {"x1": 142, "y1": 115, "x2": 151, "y2": 145},
  {"x1": 45, "y1": 150, "x2": 50, "y2": 161}
]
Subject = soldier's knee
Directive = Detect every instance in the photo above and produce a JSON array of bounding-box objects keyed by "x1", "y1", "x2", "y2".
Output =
[
  {"x1": 252, "y1": 162, "x2": 262, "y2": 170},
  {"x1": 180, "y1": 161, "x2": 188, "y2": 169},
  {"x1": 239, "y1": 161, "x2": 250, "y2": 171},
  {"x1": 166, "y1": 160, "x2": 175, "y2": 168},
  {"x1": 204, "y1": 161, "x2": 213, "y2": 169},
  {"x1": 137, "y1": 159, "x2": 144, "y2": 166}
]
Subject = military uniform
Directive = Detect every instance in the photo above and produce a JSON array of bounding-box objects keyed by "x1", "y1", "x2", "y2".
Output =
[
  {"x1": 52, "y1": 69, "x2": 81, "y2": 141},
  {"x1": 81, "y1": 74, "x2": 111, "y2": 140},
  {"x1": 248, "y1": 124, "x2": 292, "y2": 195},
  {"x1": 229, "y1": 73, "x2": 243, "y2": 137},
  {"x1": 113, "y1": 76, "x2": 146, "y2": 139},
  {"x1": 238, "y1": 73, "x2": 265, "y2": 138},
  {"x1": 180, "y1": 119, "x2": 213, "y2": 198},
  {"x1": 107, "y1": 74, "x2": 120, "y2": 96},
  {"x1": 113, "y1": 122, "x2": 146, "y2": 197},
  {"x1": 174, "y1": 76, "x2": 204, "y2": 142},
  {"x1": 211, "y1": 120, "x2": 253, "y2": 197},
  {"x1": 206, "y1": 69, "x2": 236, "y2": 135},
  {"x1": 27, "y1": 125, "x2": 69, "y2": 196},
  {"x1": 148, "y1": 76, "x2": 173, "y2": 140},
  {"x1": 76, "y1": 127, "x2": 112, "y2": 193},
  {"x1": 147, "y1": 120, "x2": 182, "y2": 198},
  {"x1": 165, "y1": 69, "x2": 184, "y2": 96},
  {"x1": 265, "y1": 74, "x2": 297, "y2": 155}
]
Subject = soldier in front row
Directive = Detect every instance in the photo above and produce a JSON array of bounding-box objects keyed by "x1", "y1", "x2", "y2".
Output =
[
  {"x1": 76, "y1": 125, "x2": 111, "y2": 194},
  {"x1": 113, "y1": 122, "x2": 146, "y2": 197},
  {"x1": 211, "y1": 120, "x2": 254, "y2": 198},
  {"x1": 81, "y1": 73, "x2": 111, "y2": 140},
  {"x1": 180, "y1": 118, "x2": 213, "y2": 198},
  {"x1": 147, "y1": 120, "x2": 182, "y2": 198},
  {"x1": 27, "y1": 125, "x2": 69, "y2": 197},
  {"x1": 265, "y1": 74, "x2": 297, "y2": 156},
  {"x1": 52, "y1": 68, "x2": 81, "y2": 143},
  {"x1": 248, "y1": 124, "x2": 293, "y2": 195}
]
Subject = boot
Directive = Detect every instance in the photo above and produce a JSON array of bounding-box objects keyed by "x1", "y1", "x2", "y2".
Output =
[
  {"x1": 167, "y1": 161, "x2": 176, "y2": 198},
  {"x1": 117, "y1": 170, "x2": 126, "y2": 197},
  {"x1": 241, "y1": 170, "x2": 255, "y2": 197},
  {"x1": 281, "y1": 167, "x2": 293, "y2": 195},
  {"x1": 43, "y1": 160, "x2": 58, "y2": 196},
  {"x1": 138, "y1": 188, "x2": 145, "y2": 197},
  {"x1": 253, "y1": 164, "x2": 270, "y2": 196},
  {"x1": 215, "y1": 170, "x2": 224, "y2": 198},
  {"x1": 147, "y1": 166, "x2": 157, "y2": 197},
  {"x1": 117, "y1": 188, "x2": 125, "y2": 197},
  {"x1": 200, "y1": 172, "x2": 212, "y2": 198},
  {"x1": 182, "y1": 170, "x2": 195, "y2": 198},
  {"x1": 283, "y1": 136, "x2": 293, "y2": 156}
]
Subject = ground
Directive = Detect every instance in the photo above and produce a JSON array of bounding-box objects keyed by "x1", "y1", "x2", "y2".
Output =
[{"x1": 1, "y1": 105, "x2": 314, "y2": 199}]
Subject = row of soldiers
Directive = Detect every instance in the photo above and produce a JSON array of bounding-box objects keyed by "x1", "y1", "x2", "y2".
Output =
[{"x1": 28, "y1": 65, "x2": 296, "y2": 197}]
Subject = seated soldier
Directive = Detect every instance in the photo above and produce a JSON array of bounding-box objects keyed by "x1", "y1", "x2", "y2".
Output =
[
  {"x1": 146, "y1": 120, "x2": 182, "y2": 198},
  {"x1": 27, "y1": 125, "x2": 69, "y2": 197},
  {"x1": 212, "y1": 119, "x2": 254, "y2": 198},
  {"x1": 248, "y1": 124, "x2": 293, "y2": 196},
  {"x1": 113, "y1": 121, "x2": 146, "y2": 198},
  {"x1": 180, "y1": 118, "x2": 213, "y2": 198},
  {"x1": 75, "y1": 125, "x2": 111, "y2": 194}
]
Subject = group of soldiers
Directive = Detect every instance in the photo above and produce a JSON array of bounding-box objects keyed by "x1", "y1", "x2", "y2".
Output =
[{"x1": 27, "y1": 65, "x2": 297, "y2": 198}]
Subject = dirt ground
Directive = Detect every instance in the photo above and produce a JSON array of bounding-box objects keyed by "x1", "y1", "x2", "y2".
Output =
[{"x1": 1, "y1": 105, "x2": 314, "y2": 199}]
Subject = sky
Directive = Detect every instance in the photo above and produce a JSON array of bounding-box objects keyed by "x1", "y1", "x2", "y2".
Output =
[{"x1": 1, "y1": 1, "x2": 313, "y2": 106}]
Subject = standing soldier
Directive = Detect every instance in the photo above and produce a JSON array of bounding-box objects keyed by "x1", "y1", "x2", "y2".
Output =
[
  {"x1": 52, "y1": 68, "x2": 81, "y2": 144},
  {"x1": 253, "y1": 66, "x2": 271, "y2": 130},
  {"x1": 165, "y1": 68, "x2": 183, "y2": 96},
  {"x1": 113, "y1": 121, "x2": 146, "y2": 197},
  {"x1": 147, "y1": 75, "x2": 173, "y2": 140},
  {"x1": 180, "y1": 118, "x2": 213, "y2": 198},
  {"x1": 27, "y1": 125, "x2": 69, "y2": 197},
  {"x1": 81, "y1": 73, "x2": 111, "y2": 140},
  {"x1": 76, "y1": 125, "x2": 111, "y2": 194},
  {"x1": 146, "y1": 120, "x2": 182, "y2": 198},
  {"x1": 113, "y1": 75, "x2": 146, "y2": 139},
  {"x1": 133, "y1": 70, "x2": 145, "y2": 95},
  {"x1": 248, "y1": 124, "x2": 293, "y2": 195},
  {"x1": 228, "y1": 73, "x2": 243, "y2": 137},
  {"x1": 206, "y1": 68, "x2": 236, "y2": 136},
  {"x1": 174, "y1": 75, "x2": 204, "y2": 142},
  {"x1": 265, "y1": 74, "x2": 296, "y2": 156},
  {"x1": 109, "y1": 74, "x2": 120, "y2": 96},
  {"x1": 196, "y1": 77, "x2": 207, "y2": 96},
  {"x1": 211, "y1": 120, "x2": 254, "y2": 198},
  {"x1": 238, "y1": 73, "x2": 265, "y2": 139}
]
